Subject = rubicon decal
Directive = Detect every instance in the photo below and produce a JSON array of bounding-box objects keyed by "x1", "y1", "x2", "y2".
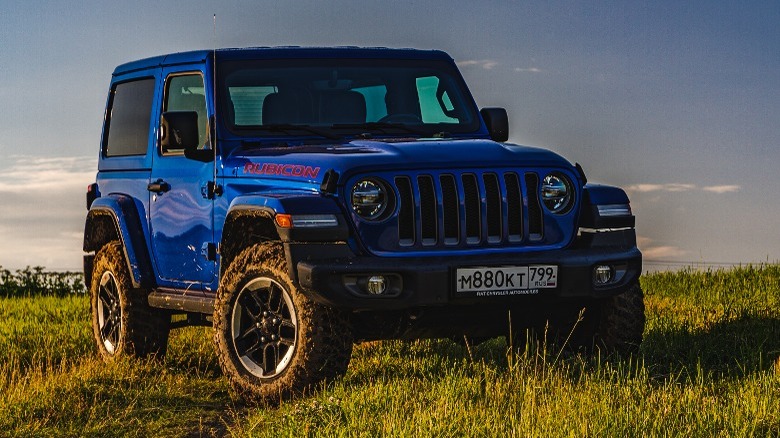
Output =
[{"x1": 243, "y1": 163, "x2": 320, "y2": 178}]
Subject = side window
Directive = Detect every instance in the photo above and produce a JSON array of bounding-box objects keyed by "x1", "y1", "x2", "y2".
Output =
[
  {"x1": 164, "y1": 74, "x2": 208, "y2": 153},
  {"x1": 353, "y1": 85, "x2": 388, "y2": 122},
  {"x1": 104, "y1": 78, "x2": 155, "y2": 157},
  {"x1": 416, "y1": 76, "x2": 458, "y2": 124}
]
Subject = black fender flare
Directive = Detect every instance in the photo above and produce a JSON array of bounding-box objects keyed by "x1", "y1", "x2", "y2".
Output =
[{"x1": 83, "y1": 195, "x2": 155, "y2": 289}]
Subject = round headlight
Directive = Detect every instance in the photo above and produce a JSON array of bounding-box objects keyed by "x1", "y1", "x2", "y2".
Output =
[
  {"x1": 351, "y1": 179, "x2": 387, "y2": 220},
  {"x1": 541, "y1": 173, "x2": 573, "y2": 214}
]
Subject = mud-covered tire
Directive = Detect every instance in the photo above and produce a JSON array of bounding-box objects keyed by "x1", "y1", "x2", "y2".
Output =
[
  {"x1": 594, "y1": 283, "x2": 645, "y2": 354},
  {"x1": 90, "y1": 241, "x2": 170, "y2": 359},
  {"x1": 213, "y1": 243, "x2": 353, "y2": 403},
  {"x1": 550, "y1": 283, "x2": 646, "y2": 355}
]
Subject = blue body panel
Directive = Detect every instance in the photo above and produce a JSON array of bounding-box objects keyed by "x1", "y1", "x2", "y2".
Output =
[
  {"x1": 225, "y1": 139, "x2": 572, "y2": 175},
  {"x1": 221, "y1": 138, "x2": 580, "y2": 257},
  {"x1": 149, "y1": 154, "x2": 215, "y2": 289},
  {"x1": 148, "y1": 62, "x2": 216, "y2": 290}
]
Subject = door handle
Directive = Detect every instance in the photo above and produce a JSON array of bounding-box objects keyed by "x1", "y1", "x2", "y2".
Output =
[{"x1": 147, "y1": 179, "x2": 171, "y2": 193}]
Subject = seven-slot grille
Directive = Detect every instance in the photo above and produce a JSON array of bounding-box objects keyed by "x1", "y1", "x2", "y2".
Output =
[{"x1": 393, "y1": 171, "x2": 544, "y2": 248}]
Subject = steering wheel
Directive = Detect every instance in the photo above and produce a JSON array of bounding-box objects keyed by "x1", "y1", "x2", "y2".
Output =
[{"x1": 378, "y1": 113, "x2": 423, "y2": 124}]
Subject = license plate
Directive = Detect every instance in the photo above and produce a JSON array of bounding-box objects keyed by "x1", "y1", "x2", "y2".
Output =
[{"x1": 455, "y1": 265, "x2": 558, "y2": 296}]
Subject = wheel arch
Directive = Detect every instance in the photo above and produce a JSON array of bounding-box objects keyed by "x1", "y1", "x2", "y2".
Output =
[
  {"x1": 83, "y1": 195, "x2": 155, "y2": 289},
  {"x1": 220, "y1": 206, "x2": 281, "y2": 280},
  {"x1": 578, "y1": 184, "x2": 636, "y2": 230},
  {"x1": 219, "y1": 193, "x2": 349, "y2": 281}
]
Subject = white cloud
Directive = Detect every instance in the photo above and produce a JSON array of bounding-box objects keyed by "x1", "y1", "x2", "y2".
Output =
[
  {"x1": 0, "y1": 156, "x2": 96, "y2": 193},
  {"x1": 0, "y1": 224, "x2": 83, "y2": 270},
  {"x1": 626, "y1": 183, "x2": 740, "y2": 194},
  {"x1": 626, "y1": 184, "x2": 662, "y2": 193},
  {"x1": 0, "y1": 156, "x2": 95, "y2": 270},
  {"x1": 636, "y1": 236, "x2": 652, "y2": 247},
  {"x1": 702, "y1": 185, "x2": 741, "y2": 194},
  {"x1": 456, "y1": 59, "x2": 498, "y2": 70},
  {"x1": 642, "y1": 245, "x2": 688, "y2": 259},
  {"x1": 636, "y1": 235, "x2": 688, "y2": 260},
  {"x1": 626, "y1": 183, "x2": 694, "y2": 193},
  {"x1": 514, "y1": 67, "x2": 543, "y2": 73}
]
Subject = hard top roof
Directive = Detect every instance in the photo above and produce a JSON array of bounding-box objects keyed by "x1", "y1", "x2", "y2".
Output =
[{"x1": 113, "y1": 46, "x2": 453, "y2": 76}]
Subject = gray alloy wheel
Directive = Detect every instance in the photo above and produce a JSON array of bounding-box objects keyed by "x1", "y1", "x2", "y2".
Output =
[
  {"x1": 231, "y1": 277, "x2": 298, "y2": 378},
  {"x1": 96, "y1": 271, "x2": 122, "y2": 354}
]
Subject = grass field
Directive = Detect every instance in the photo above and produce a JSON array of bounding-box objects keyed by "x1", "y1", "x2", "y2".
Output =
[{"x1": 1, "y1": 266, "x2": 779, "y2": 437}]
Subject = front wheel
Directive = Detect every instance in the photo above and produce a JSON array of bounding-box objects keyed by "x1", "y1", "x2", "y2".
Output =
[
  {"x1": 551, "y1": 283, "x2": 646, "y2": 355},
  {"x1": 594, "y1": 283, "x2": 646, "y2": 354},
  {"x1": 213, "y1": 243, "x2": 353, "y2": 403}
]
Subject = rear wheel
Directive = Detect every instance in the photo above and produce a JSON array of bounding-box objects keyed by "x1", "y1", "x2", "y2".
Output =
[
  {"x1": 90, "y1": 241, "x2": 170, "y2": 359},
  {"x1": 214, "y1": 243, "x2": 353, "y2": 403}
]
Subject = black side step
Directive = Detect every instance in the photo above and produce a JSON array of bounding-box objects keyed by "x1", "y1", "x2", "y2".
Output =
[{"x1": 148, "y1": 289, "x2": 215, "y2": 314}]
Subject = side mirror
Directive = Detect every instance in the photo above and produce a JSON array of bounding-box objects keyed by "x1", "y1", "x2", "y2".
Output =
[
  {"x1": 480, "y1": 107, "x2": 509, "y2": 142},
  {"x1": 161, "y1": 111, "x2": 198, "y2": 150},
  {"x1": 161, "y1": 111, "x2": 213, "y2": 162}
]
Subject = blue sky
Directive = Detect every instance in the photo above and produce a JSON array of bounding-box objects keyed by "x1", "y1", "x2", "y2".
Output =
[{"x1": 0, "y1": 0, "x2": 778, "y2": 270}]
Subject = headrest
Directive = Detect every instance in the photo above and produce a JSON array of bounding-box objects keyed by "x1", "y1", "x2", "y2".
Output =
[{"x1": 319, "y1": 91, "x2": 366, "y2": 124}]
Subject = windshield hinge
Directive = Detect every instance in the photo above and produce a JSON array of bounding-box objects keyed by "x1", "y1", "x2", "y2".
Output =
[
  {"x1": 320, "y1": 169, "x2": 339, "y2": 195},
  {"x1": 201, "y1": 181, "x2": 223, "y2": 199},
  {"x1": 200, "y1": 242, "x2": 217, "y2": 261}
]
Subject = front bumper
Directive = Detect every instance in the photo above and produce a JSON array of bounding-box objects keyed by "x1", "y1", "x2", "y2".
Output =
[{"x1": 294, "y1": 244, "x2": 641, "y2": 310}]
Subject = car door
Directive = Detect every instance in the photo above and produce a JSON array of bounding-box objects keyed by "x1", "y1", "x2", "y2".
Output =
[{"x1": 149, "y1": 69, "x2": 216, "y2": 289}]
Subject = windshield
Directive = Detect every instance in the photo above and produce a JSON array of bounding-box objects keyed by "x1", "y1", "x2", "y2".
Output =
[{"x1": 218, "y1": 57, "x2": 481, "y2": 138}]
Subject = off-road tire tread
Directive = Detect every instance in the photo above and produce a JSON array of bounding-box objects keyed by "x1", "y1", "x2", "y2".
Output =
[
  {"x1": 213, "y1": 242, "x2": 352, "y2": 404},
  {"x1": 90, "y1": 241, "x2": 170, "y2": 359},
  {"x1": 540, "y1": 282, "x2": 645, "y2": 356},
  {"x1": 596, "y1": 283, "x2": 645, "y2": 355}
]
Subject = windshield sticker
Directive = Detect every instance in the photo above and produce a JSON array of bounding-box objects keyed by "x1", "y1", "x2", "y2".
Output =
[{"x1": 244, "y1": 163, "x2": 320, "y2": 178}]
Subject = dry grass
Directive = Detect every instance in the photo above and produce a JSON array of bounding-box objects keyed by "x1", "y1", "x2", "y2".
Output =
[{"x1": 1, "y1": 266, "x2": 779, "y2": 436}]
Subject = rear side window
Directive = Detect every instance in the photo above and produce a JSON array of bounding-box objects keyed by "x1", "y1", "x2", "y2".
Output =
[{"x1": 104, "y1": 78, "x2": 155, "y2": 157}]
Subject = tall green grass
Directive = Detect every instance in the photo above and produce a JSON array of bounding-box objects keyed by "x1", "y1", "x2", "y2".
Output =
[{"x1": 0, "y1": 266, "x2": 778, "y2": 436}]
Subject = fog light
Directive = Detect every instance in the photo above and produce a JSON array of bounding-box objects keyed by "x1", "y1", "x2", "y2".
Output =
[
  {"x1": 367, "y1": 276, "x2": 387, "y2": 295},
  {"x1": 594, "y1": 265, "x2": 613, "y2": 285}
]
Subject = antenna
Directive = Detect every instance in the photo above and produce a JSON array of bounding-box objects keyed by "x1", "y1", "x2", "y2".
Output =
[{"x1": 211, "y1": 14, "x2": 218, "y2": 185}]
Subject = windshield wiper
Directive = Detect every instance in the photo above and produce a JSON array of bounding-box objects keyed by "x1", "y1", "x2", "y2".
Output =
[
  {"x1": 330, "y1": 122, "x2": 428, "y2": 136},
  {"x1": 252, "y1": 124, "x2": 341, "y2": 140}
]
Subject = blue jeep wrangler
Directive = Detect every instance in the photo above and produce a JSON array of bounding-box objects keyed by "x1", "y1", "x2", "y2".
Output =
[{"x1": 84, "y1": 47, "x2": 644, "y2": 401}]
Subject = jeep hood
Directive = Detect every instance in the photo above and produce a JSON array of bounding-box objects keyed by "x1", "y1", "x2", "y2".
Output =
[{"x1": 224, "y1": 138, "x2": 574, "y2": 183}]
